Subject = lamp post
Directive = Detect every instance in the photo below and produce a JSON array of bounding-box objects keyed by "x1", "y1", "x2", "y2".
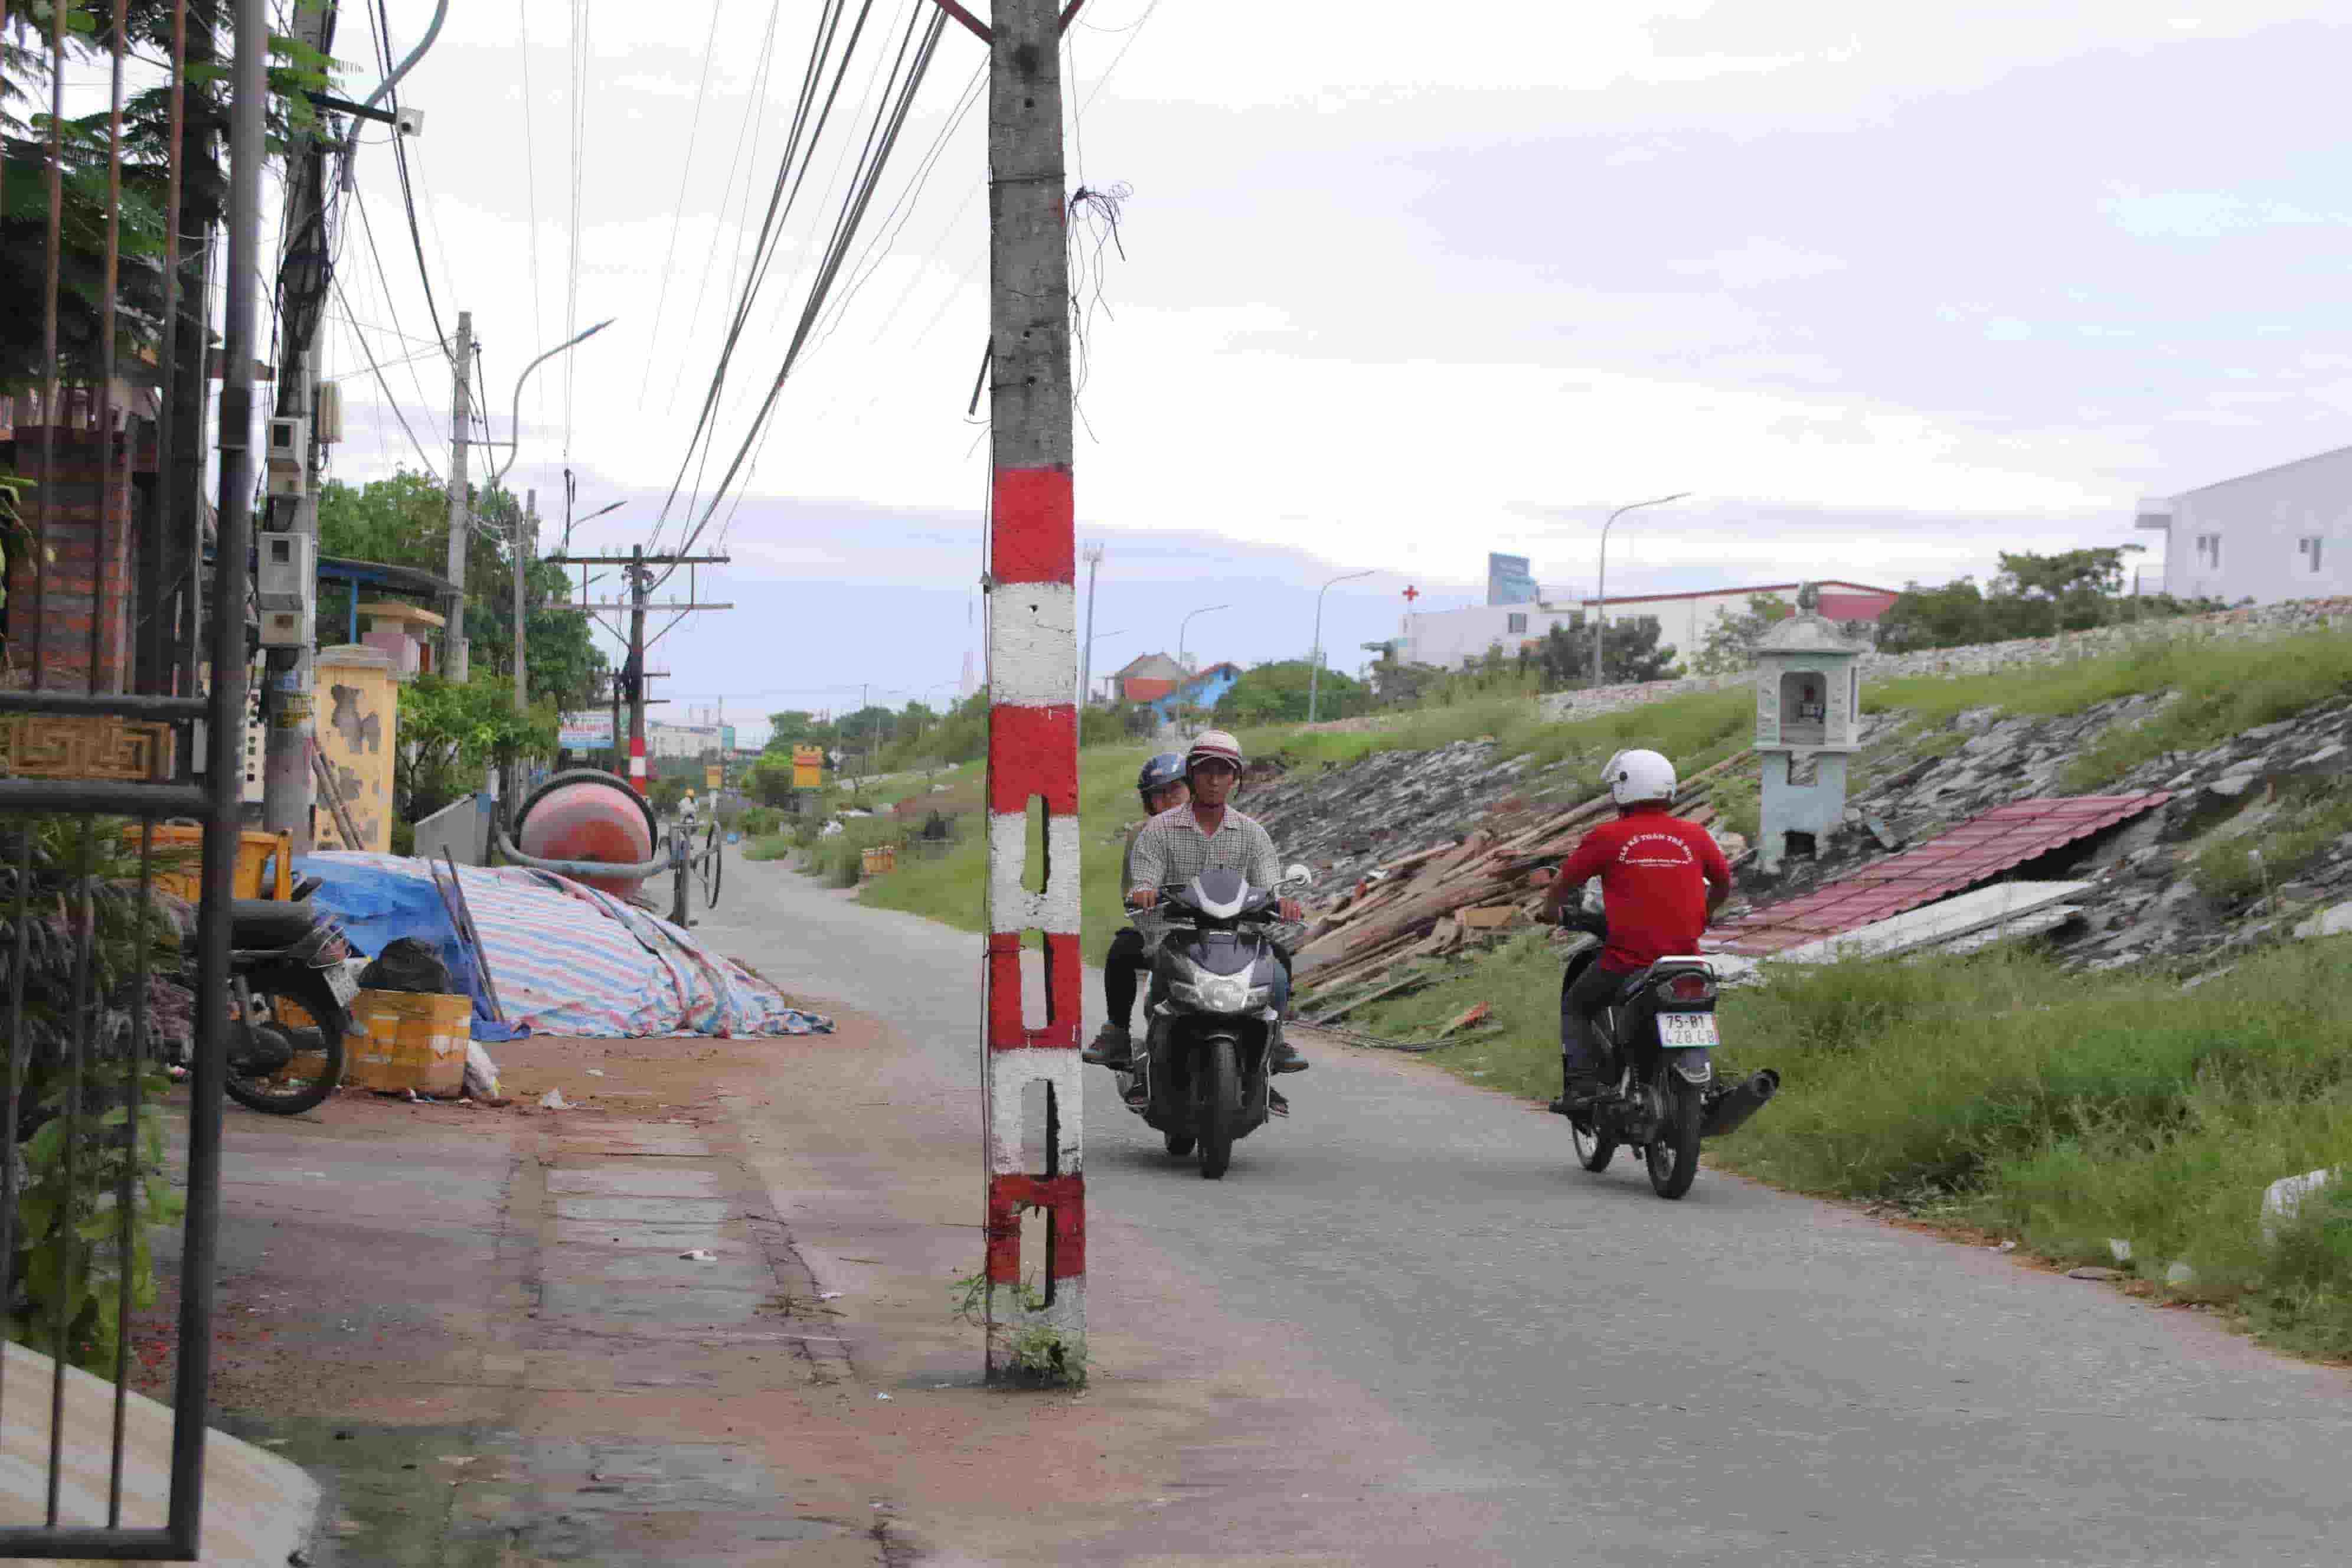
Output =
[
  {"x1": 488, "y1": 318, "x2": 615, "y2": 489},
  {"x1": 1592, "y1": 491, "x2": 1690, "y2": 688},
  {"x1": 1083, "y1": 629, "x2": 1126, "y2": 706},
  {"x1": 1307, "y1": 569, "x2": 1374, "y2": 724},
  {"x1": 1177, "y1": 604, "x2": 1226, "y2": 678}
]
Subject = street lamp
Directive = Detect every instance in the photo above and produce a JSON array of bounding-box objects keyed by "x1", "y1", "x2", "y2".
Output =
[
  {"x1": 1592, "y1": 491, "x2": 1690, "y2": 687},
  {"x1": 1307, "y1": 569, "x2": 1374, "y2": 724},
  {"x1": 1177, "y1": 605, "x2": 1226, "y2": 677},
  {"x1": 1082, "y1": 629, "x2": 1126, "y2": 706},
  {"x1": 488, "y1": 318, "x2": 616, "y2": 489}
]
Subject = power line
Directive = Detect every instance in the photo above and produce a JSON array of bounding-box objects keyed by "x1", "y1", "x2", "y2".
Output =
[
  {"x1": 566, "y1": 0, "x2": 593, "y2": 465},
  {"x1": 517, "y1": 0, "x2": 547, "y2": 418},
  {"x1": 655, "y1": 5, "x2": 948, "y2": 589},
  {"x1": 372, "y1": 0, "x2": 453, "y2": 359},
  {"x1": 641, "y1": 0, "x2": 730, "y2": 416},
  {"x1": 331, "y1": 275, "x2": 443, "y2": 480},
  {"x1": 652, "y1": 0, "x2": 876, "y2": 554}
]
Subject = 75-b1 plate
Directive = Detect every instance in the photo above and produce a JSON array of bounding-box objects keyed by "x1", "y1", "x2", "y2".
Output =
[{"x1": 1657, "y1": 1011, "x2": 1719, "y2": 1047}]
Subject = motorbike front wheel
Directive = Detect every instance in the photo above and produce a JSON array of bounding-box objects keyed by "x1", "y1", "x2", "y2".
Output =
[
  {"x1": 1645, "y1": 1072, "x2": 1703, "y2": 1200},
  {"x1": 1196, "y1": 1037, "x2": 1240, "y2": 1180},
  {"x1": 225, "y1": 970, "x2": 346, "y2": 1116}
]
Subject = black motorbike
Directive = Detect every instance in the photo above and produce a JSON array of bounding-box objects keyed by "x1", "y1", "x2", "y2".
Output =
[
  {"x1": 1557, "y1": 909, "x2": 1779, "y2": 1200},
  {"x1": 213, "y1": 881, "x2": 356, "y2": 1116},
  {"x1": 1128, "y1": 865, "x2": 1307, "y2": 1180}
]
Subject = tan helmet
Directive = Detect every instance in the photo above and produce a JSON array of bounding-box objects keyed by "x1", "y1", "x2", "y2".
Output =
[{"x1": 1184, "y1": 729, "x2": 1244, "y2": 780}]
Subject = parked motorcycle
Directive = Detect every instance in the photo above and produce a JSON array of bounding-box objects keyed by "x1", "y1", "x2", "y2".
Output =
[
  {"x1": 211, "y1": 881, "x2": 357, "y2": 1115},
  {"x1": 1128, "y1": 864, "x2": 1311, "y2": 1180},
  {"x1": 1556, "y1": 907, "x2": 1779, "y2": 1200}
]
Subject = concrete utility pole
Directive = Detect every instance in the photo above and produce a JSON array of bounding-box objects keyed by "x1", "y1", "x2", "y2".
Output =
[
  {"x1": 443, "y1": 309, "x2": 474, "y2": 680},
  {"x1": 1308, "y1": 569, "x2": 1374, "y2": 724},
  {"x1": 515, "y1": 489, "x2": 534, "y2": 715},
  {"x1": 974, "y1": 0, "x2": 1086, "y2": 1385},
  {"x1": 1591, "y1": 491, "x2": 1690, "y2": 688},
  {"x1": 1079, "y1": 543, "x2": 1103, "y2": 706},
  {"x1": 546, "y1": 546, "x2": 730, "y2": 795},
  {"x1": 258, "y1": 0, "x2": 338, "y2": 849}
]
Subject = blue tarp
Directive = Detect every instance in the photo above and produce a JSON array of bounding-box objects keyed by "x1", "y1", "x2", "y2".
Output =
[{"x1": 295, "y1": 853, "x2": 526, "y2": 1041}]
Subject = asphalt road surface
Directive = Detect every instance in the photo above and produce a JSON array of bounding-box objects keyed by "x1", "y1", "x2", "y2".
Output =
[{"x1": 703, "y1": 853, "x2": 2352, "y2": 1567}]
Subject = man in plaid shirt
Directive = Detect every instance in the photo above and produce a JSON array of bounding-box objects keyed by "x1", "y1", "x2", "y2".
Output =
[{"x1": 1092, "y1": 729, "x2": 1310, "y2": 1075}]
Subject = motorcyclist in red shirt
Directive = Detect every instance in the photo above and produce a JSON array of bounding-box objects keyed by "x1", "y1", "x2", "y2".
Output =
[{"x1": 1538, "y1": 748, "x2": 1732, "y2": 1115}]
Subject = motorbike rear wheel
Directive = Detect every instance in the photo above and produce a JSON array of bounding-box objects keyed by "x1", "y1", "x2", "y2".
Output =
[
  {"x1": 226, "y1": 969, "x2": 346, "y2": 1116},
  {"x1": 1645, "y1": 1072, "x2": 1704, "y2": 1200},
  {"x1": 1197, "y1": 1037, "x2": 1240, "y2": 1180}
]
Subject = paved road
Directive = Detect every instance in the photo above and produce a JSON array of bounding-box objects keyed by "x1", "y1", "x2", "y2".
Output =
[{"x1": 703, "y1": 855, "x2": 2352, "y2": 1567}]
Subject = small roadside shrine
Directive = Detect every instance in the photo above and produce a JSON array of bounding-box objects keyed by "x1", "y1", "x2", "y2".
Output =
[{"x1": 1752, "y1": 590, "x2": 1868, "y2": 873}]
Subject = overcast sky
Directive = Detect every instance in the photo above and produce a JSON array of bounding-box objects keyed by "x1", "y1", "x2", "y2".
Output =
[{"x1": 321, "y1": 2, "x2": 2352, "y2": 741}]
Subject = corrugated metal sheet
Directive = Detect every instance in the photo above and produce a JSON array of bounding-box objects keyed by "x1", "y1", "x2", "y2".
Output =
[{"x1": 1715, "y1": 794, "x2": 2170, "y2": 956}]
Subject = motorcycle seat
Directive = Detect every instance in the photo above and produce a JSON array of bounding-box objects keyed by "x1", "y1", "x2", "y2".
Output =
[{"x1": 229, "y1": 899, "x2": 318, "y2": 949}]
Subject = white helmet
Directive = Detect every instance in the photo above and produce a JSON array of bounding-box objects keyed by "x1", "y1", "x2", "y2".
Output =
[{"x1": 1603, "y1": 748, "x2": 1675, "y2": 806}]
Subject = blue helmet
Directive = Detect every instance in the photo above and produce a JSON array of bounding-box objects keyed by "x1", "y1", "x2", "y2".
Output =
[{"x1": 1136, "y1": 752, "x2": 1185, "y2": 805}]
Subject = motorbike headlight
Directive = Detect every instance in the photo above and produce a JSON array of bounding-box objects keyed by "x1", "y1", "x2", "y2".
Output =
[{"x1": 1183, "y1": 964, "x2": 1255, "y2": 1014}]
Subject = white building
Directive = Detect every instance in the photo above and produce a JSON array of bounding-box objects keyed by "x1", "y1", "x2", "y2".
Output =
[
  {"x1": 1396, "y1": 580, "x2": 1898, "y2": 671},
  {"x1": 2137, "y1": 446, "x2": 2352, "y2": 604}
]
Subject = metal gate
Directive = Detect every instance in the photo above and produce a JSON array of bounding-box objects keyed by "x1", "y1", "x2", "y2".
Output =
[{"x1": 0, "y1": 0, "x2": 267, "y2": 1555}]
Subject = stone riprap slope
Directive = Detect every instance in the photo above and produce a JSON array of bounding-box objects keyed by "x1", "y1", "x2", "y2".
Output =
[{"x1": 1257, "y1": 672, "x2": 2352, "y2": 974}]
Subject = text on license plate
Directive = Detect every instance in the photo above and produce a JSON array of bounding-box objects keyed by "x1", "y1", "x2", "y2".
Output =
[
  {"x1": 322, "y1": 964, "x2": 359, "y2": 1008},
  {"x1": 1657, "y1": 1011, "x2": 1718, "y2": 1047}
]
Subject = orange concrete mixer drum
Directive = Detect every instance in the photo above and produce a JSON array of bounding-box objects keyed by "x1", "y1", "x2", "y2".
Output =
[{"x1": 512, "y1": 770, "x2": 663, "y2": 899}]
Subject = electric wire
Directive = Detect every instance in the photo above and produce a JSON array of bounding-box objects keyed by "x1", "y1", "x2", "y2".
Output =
[
  {"x1": 372, "y1": 0, "x2": 453, "y2": 360},
  {"x1": 654, "y1": 6, "x2": 947, "y2": 590},
  {"x1": 640, "y1": 0, "x2": 730, "y2": 416},
  {"x1": 517, "y1": 0, "x2": 547, "y2": 419},
  {"x1": 650, "y1": 0, "x2": 878, "y2": 553}
]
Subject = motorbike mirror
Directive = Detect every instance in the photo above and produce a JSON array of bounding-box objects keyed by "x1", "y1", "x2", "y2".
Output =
[{"x1": 1278, "y1": 863, "x2": 1312, "y2": 891}]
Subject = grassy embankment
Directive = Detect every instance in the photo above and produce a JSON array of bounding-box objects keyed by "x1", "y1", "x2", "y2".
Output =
[
  {"x1": 849, "y1": 685, "x2": 1762, "y2": 963},
  {"x1": 1341, "y1": 625, "x2": 2352, "y2": 1360}
]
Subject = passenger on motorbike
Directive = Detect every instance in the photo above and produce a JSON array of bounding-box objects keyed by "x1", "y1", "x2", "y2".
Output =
[
  {"x1": 1083, "y1": 752, "x2": 1190, "y2": 1069},
  {"x1": 1099, "y1": 729, "x2": 1310, "y2": 1074},
  {"x1": 1538, "y1": 748, "x2": 1731, "y2": 1115}
]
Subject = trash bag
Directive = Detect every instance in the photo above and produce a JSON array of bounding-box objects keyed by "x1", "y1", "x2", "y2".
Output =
[
  {"x1": 358, "y1": 936, "x2": 452, "y2": 994},
  {"x1": 464, "y1": 1040, "x2": 501, "y2": 1100}
]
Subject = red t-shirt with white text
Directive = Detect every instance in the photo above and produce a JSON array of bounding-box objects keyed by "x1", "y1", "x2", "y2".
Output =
[{"x1": 1555, "y1": 805, "x2": 1730, "y2": 974}]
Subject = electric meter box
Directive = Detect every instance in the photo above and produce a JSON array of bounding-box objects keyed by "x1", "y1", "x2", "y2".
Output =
[
  {"x1": 313, "y1": 381, "x2": 344, "y2": 446},
  {"x1": 256, "y1": 531, "x2": 314, "y2": 613},
  {"x1": 257, "y1": 606, "x2": 314, "y2": 649},
  {"x1": 266, "y1": 469, "x2": 307, "y2": 499},
  {"x1": 265, "y1": 416, "x2": 307, "y2": 472}
]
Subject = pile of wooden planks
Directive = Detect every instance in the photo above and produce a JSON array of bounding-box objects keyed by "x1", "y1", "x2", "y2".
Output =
[{"x1": 1295, "y1": 750, "x2": 1753, "y2": 1018}]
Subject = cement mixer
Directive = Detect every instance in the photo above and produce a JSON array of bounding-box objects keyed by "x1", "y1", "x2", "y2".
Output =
[{"x1": 498, "y1": 768, "x2": 718, "y2": 925}]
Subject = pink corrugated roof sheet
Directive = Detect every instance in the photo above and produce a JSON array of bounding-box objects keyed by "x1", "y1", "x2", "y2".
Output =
[{"x1": 1716, "y1": 794, "x2": 2171, "y2": 956}]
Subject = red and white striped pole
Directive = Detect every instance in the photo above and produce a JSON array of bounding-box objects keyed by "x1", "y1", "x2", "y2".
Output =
[{"x1": 980, "y1": 0, "x2": 1083, "y2": 1380}]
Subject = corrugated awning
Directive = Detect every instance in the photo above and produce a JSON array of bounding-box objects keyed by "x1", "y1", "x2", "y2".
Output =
[{"x1": 1714, "y1": 794, "x2": 2171, "y2": 956}]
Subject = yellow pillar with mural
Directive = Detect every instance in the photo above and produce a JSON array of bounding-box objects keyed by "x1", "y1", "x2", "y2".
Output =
[{"x1": 312, "y1": 645, "x2": 399, "y2": 852}]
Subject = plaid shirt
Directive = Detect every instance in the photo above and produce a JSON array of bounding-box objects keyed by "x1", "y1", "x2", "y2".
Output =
[{"x1": 1127, "y1": 804, "x2": 1281, "y2": 897}]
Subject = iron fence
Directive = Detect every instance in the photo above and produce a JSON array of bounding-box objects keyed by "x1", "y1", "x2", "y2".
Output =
[{"x1": 0, "y1": 0, "x2": 266, "y2": 1555}]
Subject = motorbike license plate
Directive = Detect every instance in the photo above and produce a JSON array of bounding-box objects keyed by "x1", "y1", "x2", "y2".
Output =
[
  {"x1": 322, "y1": 963, "x2": 360, "y2": 1009},
  {"x1": 1657, "y1": 1011, "x2": 1718, "y2": 1047}
]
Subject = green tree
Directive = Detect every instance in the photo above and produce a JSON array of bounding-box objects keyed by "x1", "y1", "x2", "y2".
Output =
[
  {"x1": 315, "y1": 471, "x2": 607, "y2": 713},
  {"x1": 1, "y1": 5, "x2": 338, "y2": 393},
  {"x1": 763, "y1": 710, "x2": 832, "y2": 750},
  {"x1": 1220, "y1": 659, "x2": 1371, "y2": 724},
  {"x1": 1691, "y1": 593, "x2": 1794, "y2": 675},
  {"x1": 395, "y1": 671, "x2": 557, "y2": 823}
]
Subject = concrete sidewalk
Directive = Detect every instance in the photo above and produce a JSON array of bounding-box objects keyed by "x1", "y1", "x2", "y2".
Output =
[{"x1": 155, "y1": 1032, "x2": 893, "y2": 1566}]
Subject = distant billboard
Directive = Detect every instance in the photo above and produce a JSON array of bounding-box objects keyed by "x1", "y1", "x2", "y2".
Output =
[
  {"x1": 1487, "y1": 552, "x2": 1538, "y2": 606},
  {"x1": 557, "y1": 713, "x2": 613, "y2": 750}
]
